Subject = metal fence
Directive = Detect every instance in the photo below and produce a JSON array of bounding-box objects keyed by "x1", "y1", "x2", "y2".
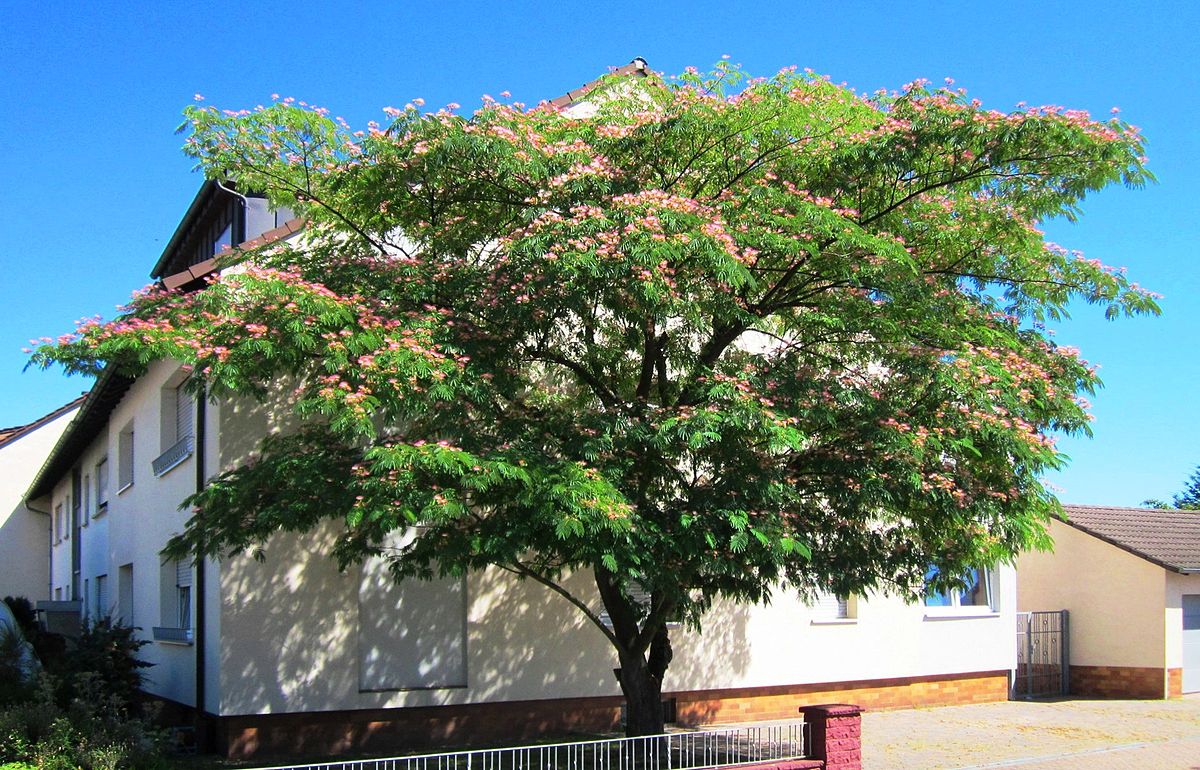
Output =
[
  {"x1": 1015, "y1": 610, "x2": 1069, "y2": 697},
  {"x1": 249, "y1": 722, "x2": 807, "y2": 770}
]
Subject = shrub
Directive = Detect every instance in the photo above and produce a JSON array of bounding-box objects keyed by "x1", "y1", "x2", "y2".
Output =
[
  {"x1": 0, "y1": 676, "x2": 167, "y2": 770},
  {"x1": 49, "y1": 621, "x2": 153, "y2": 717},
  {"x1": 0, "y1": 618, "x2": 166, "y2": 769}
]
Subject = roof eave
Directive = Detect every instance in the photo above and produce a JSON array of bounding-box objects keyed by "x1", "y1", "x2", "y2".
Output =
[{"x1": 25, "y1": 367, "x2": 134, "y2": 502}]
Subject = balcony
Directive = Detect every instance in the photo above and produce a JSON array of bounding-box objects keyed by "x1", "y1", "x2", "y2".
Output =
[
  {"x1": 151, "y1": 626, "x2": 193, "y2": 645},
  {"x1": 152, "y1": 436, "x2": 193, "y2": 478}
]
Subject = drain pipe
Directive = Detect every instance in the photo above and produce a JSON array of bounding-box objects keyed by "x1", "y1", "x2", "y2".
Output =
[{"x1": 193, "y1": 390, "x2": 209, "y2": 751}]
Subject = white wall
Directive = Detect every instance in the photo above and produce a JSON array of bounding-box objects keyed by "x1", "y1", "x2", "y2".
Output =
[
  {"x1": 1165, "y1": 572, "x2": 1200, "y2": 670},
  {"x1": 0, "y1": 406, "x2": 76, "y2": 600},
  {"x1": 47, "y1": 360, "x2": 208, "y2": 708},
  {"x1": 214, "y1": 512, "x2": 1017, "y2": 716},
  {"x1": 1017, "y1": 519, "x2": 1166, "y2": 668}
]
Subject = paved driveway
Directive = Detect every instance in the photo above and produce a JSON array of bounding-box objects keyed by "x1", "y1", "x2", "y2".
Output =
[{"x1": 862, "y1": 696, "x2": 1200, "y2": 769}]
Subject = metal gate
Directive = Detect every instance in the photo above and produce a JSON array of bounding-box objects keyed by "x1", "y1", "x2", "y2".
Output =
[{"x1": 1015, "y1": 610, "x2": 1069, "y2": 697}]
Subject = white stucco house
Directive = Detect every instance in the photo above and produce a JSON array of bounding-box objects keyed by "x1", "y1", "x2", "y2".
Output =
[
  {"x1": 1017, "y1": 504, "x2": 1200, "y2": 699},
  {"x1": 0, "y1": 397, "x2": 81, "y2": 602},
  {"x1": 24, "y1": 63, "x2": 1021, "y2": 759}
]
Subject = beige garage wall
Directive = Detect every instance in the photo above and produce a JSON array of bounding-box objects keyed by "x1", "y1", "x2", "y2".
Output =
[
  {"x1": 1018, "y1": 519, "x2": 1165, "y2": 669},
  {"x1": 1165, "y1": 572, "x2": 1200, "y2": 669}
]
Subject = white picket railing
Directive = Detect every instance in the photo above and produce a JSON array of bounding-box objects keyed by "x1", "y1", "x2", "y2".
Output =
[{"x1": 251, "y1": 722, "x2": 807, "y2": 770}]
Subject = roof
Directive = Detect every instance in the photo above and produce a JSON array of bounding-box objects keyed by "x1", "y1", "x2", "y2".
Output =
[
  {"x1": 1058, "y1": 503, "x2": 1200, "y2": 573},
  {"x1": 546, "y1": 58, "x2": 650, "y2": 108},
  {"x1": 0, "y1": 396, "x2": 85, "y2": 450},
  {"x1": 160, "y1": 216, "x2": 305, "y2": 291}
]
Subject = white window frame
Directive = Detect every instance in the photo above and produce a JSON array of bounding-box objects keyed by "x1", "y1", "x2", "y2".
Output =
[{"x1": 924, "y1": 566, "x2": 999, "y2": 619}]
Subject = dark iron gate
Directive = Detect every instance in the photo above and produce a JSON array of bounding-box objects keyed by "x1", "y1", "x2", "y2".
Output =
[{"x1": 1015, "y1": 610, "x2": 1069, "y2": 697}]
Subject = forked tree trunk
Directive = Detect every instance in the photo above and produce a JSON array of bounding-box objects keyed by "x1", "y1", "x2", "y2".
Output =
[{"x1": 596, "y1": 568, "x2": 674, "y2": 737}]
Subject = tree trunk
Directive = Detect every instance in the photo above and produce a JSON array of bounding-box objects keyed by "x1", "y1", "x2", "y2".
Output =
[
  {"x1": 617, "y1": 653, "x2": 665, "y2": 736},
  {"x1": 594, "y1": 567, "x2": 675, "y2": 736}
]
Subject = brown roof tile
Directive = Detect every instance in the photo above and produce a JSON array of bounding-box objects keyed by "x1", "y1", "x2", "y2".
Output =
[
  {"x1": 160, "y1": 217, "x2": 306, "y2": 290},
  {"x1": 546, "y1": 58, "x2": 651, "y2": 108},
  {"x1": 1058, "y1": 503, "x2": 1200, "y2": 572}
]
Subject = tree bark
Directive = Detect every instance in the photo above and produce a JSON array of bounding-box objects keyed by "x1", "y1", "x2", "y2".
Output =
[
  {"x1": 617, "y1": 653, "x2": 665, "y2": 736},
  {"x1": 595, "y1": 567, "x2": 672, "y2": 736}
]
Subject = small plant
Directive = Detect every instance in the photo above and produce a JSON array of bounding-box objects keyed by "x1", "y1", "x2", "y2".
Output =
[{"x1": 0, "y1": 619, "x2": 166, "y2": 769}]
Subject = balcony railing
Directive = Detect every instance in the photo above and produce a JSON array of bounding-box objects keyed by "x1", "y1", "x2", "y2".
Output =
[
  {"x1": 152, "y1": 436, "x2": 193, "y2": 477},
  {"x1": 152, "y1": 626, "x2": 193, "y2": 644}
]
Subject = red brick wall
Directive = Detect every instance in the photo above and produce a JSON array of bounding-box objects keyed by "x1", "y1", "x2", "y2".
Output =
[
  {"x1": 1070, "y1": 665, "x2": 1166, "y2": 698},
  {"x1": 214, "y1": 670, "x2": 1008, "y2": 759},
  {"x1": 674, "y1": 670, "x2": 1009, "y2": 725},
  {"x1": 802, "y1": 704, "x2": 862, "y2": 770}
]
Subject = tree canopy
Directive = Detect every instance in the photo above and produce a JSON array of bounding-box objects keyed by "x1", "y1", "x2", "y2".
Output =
[
  {"x1": 33, "y1": 62, "x2": 1158, "y2": 733},
  {"x1": 1145, "y1": 465, "x2": 1200, "y2": 510}
]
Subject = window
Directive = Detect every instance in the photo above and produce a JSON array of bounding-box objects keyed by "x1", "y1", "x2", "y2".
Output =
[
  {"x1": 83, "y1": 579, "x2": 89, "y2": 620},
  {"x1": 163, "y1": 379, "x2": 193, "y2": 449},
  {"x1": 155, "y1": 559, "x2": 193, "y2": 642},
  {"x1": 924, "y1": 566, "x2": 997, "y2": 615},
  {"x1": 810, "y1": 592, "x2": 857, "y2": 623},
  {"x1": 95, "y1": 458, "x2": 109, "y2": 512},
  {"x1": 117, "y1": 564, "x2": 134, "y2": 626},
  {"x1": 596, "y1": 579, "x2": 683, "y2": 629},
  {"x1": 81, "y1": 475, "x2": 90, "y2": 527},
  {"x1": 95, "y1": 574, "x2": 109, "y2": 620},
  {"x1": 118, "y1": 425, "x2": 134, "y2": 491},
  {"x1": 53, "y1": 503, "x2": 63, "y2": 543},
  {"x1": 154, "y1": 377, "x2": 194, "y2": 477}
]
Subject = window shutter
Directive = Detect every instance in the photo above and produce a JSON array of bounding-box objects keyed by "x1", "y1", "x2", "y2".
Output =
[
  {"x1": 174, "y1": 384, "x2": 192, "y2": 443},
  {"x1": 96, "y1": 575, "x2": 109, "y2": 617},
  {"x1": 118, "y1": 429, "x2": 134, "y2": 489},
  {"x1": 175, "y1": 560, "x2": 192, "y2": 588},
  {"x1": 96, "y1": 459, "x2": 108, "y2": 505},
  {"x1": 812, "y1": 592, "x2": 849, "y2": 620}
]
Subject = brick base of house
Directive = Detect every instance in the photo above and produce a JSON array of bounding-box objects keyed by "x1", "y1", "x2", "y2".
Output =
[
  {"x1": 1069, "y1": 665, "x2": 1167, "y2": 699},
  {"x1": 1168, "y1": 668, "x2": 1183, "y2": 697},
  {"x1": 212, "y1": 670, "x2": 1008, "y2": 759}
]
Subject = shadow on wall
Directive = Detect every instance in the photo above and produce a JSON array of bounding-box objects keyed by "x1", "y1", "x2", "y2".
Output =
[
  {"x1": 217, "y1": 540, "x2": 751, "y2": 758},
  {"x1": 210, "y1": 393, "x2": 752, "y2": 756}
]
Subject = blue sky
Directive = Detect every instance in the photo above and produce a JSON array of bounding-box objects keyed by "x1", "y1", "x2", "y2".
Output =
[{"x1": 1, "y1": 1, "x2": 1196, "y2": 505}]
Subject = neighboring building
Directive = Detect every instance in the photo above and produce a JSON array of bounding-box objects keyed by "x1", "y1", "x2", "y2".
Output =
[
  {"x1": 25, "y1": 64, "x2": 1019, "y2": 759},
  {"x1": 1017, "y1": 504, "x2": 1200, "y2": 698},
  {"x1": 0, "y1": 397, "x2": 81, "y2": 601}
]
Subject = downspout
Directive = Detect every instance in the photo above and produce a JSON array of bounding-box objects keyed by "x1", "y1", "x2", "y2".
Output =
[{"x1": 193, "y1": 389, "x2": 209, "y2": 751}]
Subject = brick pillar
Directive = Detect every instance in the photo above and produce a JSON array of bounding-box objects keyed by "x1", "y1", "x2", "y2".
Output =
[{"x1": 800, "y1": 704, "x2": 862, "y2": 770}]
